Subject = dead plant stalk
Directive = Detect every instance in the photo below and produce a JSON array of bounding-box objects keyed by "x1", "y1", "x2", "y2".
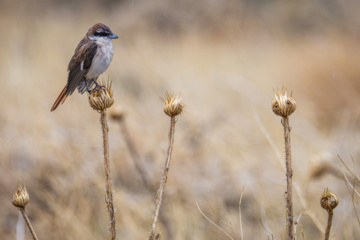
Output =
[
  {"x1": 148, "y1": 92, "x2": 183, "y2": 239},
  {"x1": 324, "y1": 210, "x2": 333, "y2": 240},
  {"x1": 19, "y1": 208, "x2": 38, "y2": 240},
  {"x1": 321, "y1": 188, "x2": 339, "y2": 240},
  {"x1": 88, "y1": 80, "x2": 116, "y2": 240},
  {"x1": 148, "y1": 116, "x2": 176, "y2": 240},
  {"x1": 101, "y1": 110, "x2": 116, "y2": 240},
  {"x1": 272, "y1": 88, "x2": 296, "y2": 240},
  {"x1": 283, "y1": 116, "x2": 294, "y2": 239},
  {"x1": 12, "y1": 184, "x2": 38, "y2": 240}
]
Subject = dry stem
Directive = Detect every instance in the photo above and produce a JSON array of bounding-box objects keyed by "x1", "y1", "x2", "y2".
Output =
[
  {"x1": 321, "y1": 188, "x2": 338, "y2": 240},
  {"x1": 283, "y1": 117, "x2": 294, "y2": 240},
  {"x1": 338, "y1": 155, "x2": 360, "y2": 182},
  {"x1": 203, "y1": 195, "x2": 239, "y2": 239},
  {"x1": 101, "y1": 110, "x2": 116, "y2": 239},
  {"x1": 239, "y1": 188, "x2": 245, "y2": 240},
  {"x1": 255, "y1": 112, "x2": 325, "y2": 233},
  {"x1": 324, "y1": 210, "x2": 333, "y2": 240},
  {"x1": 148, "y1": 116, "x2": 176, "y2": 240},
  {"x1": 113, "y1": 114, "x2": 174, "y2": 239},
  {"x1": 196, "y1": 202, "x2": 235, "y2": 240},
  {"x1": 19, "y1": 207, "x2": 38, "y2": 240},
  {"x1": 351, "y1": 178, "x2": 360, "y2": 226}
]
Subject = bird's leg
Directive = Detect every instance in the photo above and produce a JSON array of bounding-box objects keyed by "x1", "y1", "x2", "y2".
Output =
[
  {"x1": 93, "y1": 81, "x2": 106, "y2": 92},
  {"x1": 85, "y1": 79, "x2": 92, "y2": 93}
]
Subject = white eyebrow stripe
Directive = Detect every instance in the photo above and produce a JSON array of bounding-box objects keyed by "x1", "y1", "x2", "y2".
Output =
[{"x1": 80, "y1": 61, "x2": 84, "y2": 71}]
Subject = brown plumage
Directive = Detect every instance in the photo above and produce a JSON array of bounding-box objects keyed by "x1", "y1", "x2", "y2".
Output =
[
  {"x1": 51, "y1": 23, "x2": 118, "y2": 112},
  {"x1": 51, "y1": 85, "x2": 68, "y2": 111}
]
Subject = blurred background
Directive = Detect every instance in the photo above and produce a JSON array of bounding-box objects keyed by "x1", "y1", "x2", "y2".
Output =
[{"x1": 1, "y1": 0, "x2": 360, "y2": 239}]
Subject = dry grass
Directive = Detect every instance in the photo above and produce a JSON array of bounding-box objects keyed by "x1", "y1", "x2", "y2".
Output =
[{"x1": 1, "y1": 1, "x2": 360, "y2": 239}]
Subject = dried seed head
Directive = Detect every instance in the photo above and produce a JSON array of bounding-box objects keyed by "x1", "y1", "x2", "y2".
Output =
[
  {"x1": 162, "y1": 92, "x2": 184, "y2": 117},
  {"x1": 88, "y1": 79, "x2": 114, "y2": 112},
  {"x1": 272, "y1": 87, "x2": 296, "y2": 117},
  {"x1": 12, "y1": 184, "x2": 29, "y2": 208},
  {"x1": 321, "y1": 188, "x2": 339, "y2": 212}
]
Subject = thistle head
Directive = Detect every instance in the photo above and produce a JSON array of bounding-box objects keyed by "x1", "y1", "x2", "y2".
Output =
[
  {"x1": 272, "y1": 87, "x2": 296, "y2": 118},
  {"x1": 12, "y1": 184, "x2": 29, "y2": 208},
  {"x1": 321, "y1": 188, "x2": 339, "y2": 213},
  {"x1": 88, "y1": 79, "x2": 114, "y2": 112},
  {"x1": 162, "y1": 92, "x2": 184, "y2": 117}
]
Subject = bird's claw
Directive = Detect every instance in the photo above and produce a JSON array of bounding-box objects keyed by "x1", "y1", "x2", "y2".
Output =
[{"x1": 92, "y1": 83, "x2": 106, "y2": 93}]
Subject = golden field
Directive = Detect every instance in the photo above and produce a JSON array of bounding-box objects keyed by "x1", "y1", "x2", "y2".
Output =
[{"x1": 1, "y1": 0, "x2": 360, "y2": 239}]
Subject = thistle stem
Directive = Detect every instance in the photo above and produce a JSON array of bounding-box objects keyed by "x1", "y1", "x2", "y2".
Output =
[
  {"x1": 324, "y1": 210, "x2": 333, "y2": 240},
  {"x1": 19, "y1": 207, "x2": 38, "y2": 240},
  {"x1": 148, "y1": 116, "x2": 176, "y2": 240},
  {"x1": 283, "y1": 117, "x2": 294, "y2": 240},
  {"x1": 118, "y1": 117, "x2": 174, "y2": 239},
  {"x1": 101, "y1": 109, "x2": 116, "y2": 240}
]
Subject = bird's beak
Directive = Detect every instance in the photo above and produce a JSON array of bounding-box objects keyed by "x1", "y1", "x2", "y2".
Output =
[{"x1": 109, "y1": 33, "x2": 118, "y2": 39}]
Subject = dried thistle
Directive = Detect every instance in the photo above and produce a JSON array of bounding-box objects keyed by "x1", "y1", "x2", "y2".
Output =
[
  {"x1": 272, "y1": 87, "x2": 296, "y2": 240},
  {"x1": 88, "y1": 79, "x2": 114, "y2": 112},
  {"x1": 88, "y1": 78, "x2": 117, "y2": 239},
  {"x1": 272, "y1": 87, "x2": 296, "y2": 117},
  {"x1": 321, "y1": 188, "x2": 338, "y2": 240},
  {"x1": 162, "y1": 92, "x2": 184, "y2": 117},
  {"x1": 321, "y1": 188, "x2": 339, "y2": 213},
  {"x1": 148, "y1": 92, "x2": 184, "y2": 240},
  {"x1": 12, "y1": 184, "x2": 38, "y2": 240},
  {"x1": 12, "y1": 184, "x2": 29, "y2": 208},
  {"x1": 93, "y1": 81, "x2": 117, "y2": 239}
]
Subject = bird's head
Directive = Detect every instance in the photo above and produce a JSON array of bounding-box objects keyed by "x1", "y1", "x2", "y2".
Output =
[{"x1": 87, "y1": 23, "x2": 118, "y2": 42}]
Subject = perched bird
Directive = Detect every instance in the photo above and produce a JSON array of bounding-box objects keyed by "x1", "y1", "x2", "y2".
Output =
[{"x1": 51, "y1": 23, "x2": 118, "y2": 111}]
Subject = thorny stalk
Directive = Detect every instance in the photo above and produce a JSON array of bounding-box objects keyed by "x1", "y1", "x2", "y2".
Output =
[
  {"x1": 101, "y1": 110, "x2": 116, "y2": 240},
  {"x1": 148, "y1": 116, "x2": 176, "y2": 240},
  {"x1": 148, "y1": 92, "x2": 183, "y2": 239},
  {"x1": 88, "y1": 80, "x2": 116, "y2": 240},
  {"x1": 283, "y1": 117, "x2": 294, "y2": 239},
  {"x1": 254, "y1": 111, "x2": 325, "y2": 233},
  {"x1": 272, "y1": 88, "x2": 296, "y2": 240},
  {"x1": 324, "y1": 211, "x2": 333, "y2": 240},
  {"x1": 110, "y1": 108, "x2": 175, "y2": 239}
]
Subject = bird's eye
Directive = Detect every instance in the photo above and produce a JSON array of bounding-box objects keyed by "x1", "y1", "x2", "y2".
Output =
[{"x1": 94, "y1": 32, "x2": 109, "y2": 37}]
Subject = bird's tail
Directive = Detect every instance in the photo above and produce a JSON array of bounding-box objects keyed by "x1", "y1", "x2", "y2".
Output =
[{"x1": 51, "y1": 85, "x2": 68, "y2": 112}]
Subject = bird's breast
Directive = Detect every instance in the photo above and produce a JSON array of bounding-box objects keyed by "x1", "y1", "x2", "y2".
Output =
[{"x1": 86, "y1": 42, "x2": 114, "y2": 79}]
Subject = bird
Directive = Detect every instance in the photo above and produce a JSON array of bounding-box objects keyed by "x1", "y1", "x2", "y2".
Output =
[{"x1": 51, "y1": 23, "x2": 118, "y2": 112}]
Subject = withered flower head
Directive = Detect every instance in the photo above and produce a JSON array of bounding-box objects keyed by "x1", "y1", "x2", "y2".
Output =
[
  {"x1": 272, "y1": 87, "x2": 296, "y2": 117},
  {"x1": 12, "y1": 184, "x2": 29, "y2": 208},
  {"x1": 321, "y1": 188, "x2": 339, "y2": 212},
  {"x1": 162, "y1": 92, "x2": 184, "y2": 117},
  {"x1": 89, "y1": 79, "x2": 114, "y2": 112}
]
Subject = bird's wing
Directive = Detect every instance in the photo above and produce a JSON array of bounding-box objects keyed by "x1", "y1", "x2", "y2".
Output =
[{"x1": 66, "y1": 40, "x2": 98, "y2": 96}]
